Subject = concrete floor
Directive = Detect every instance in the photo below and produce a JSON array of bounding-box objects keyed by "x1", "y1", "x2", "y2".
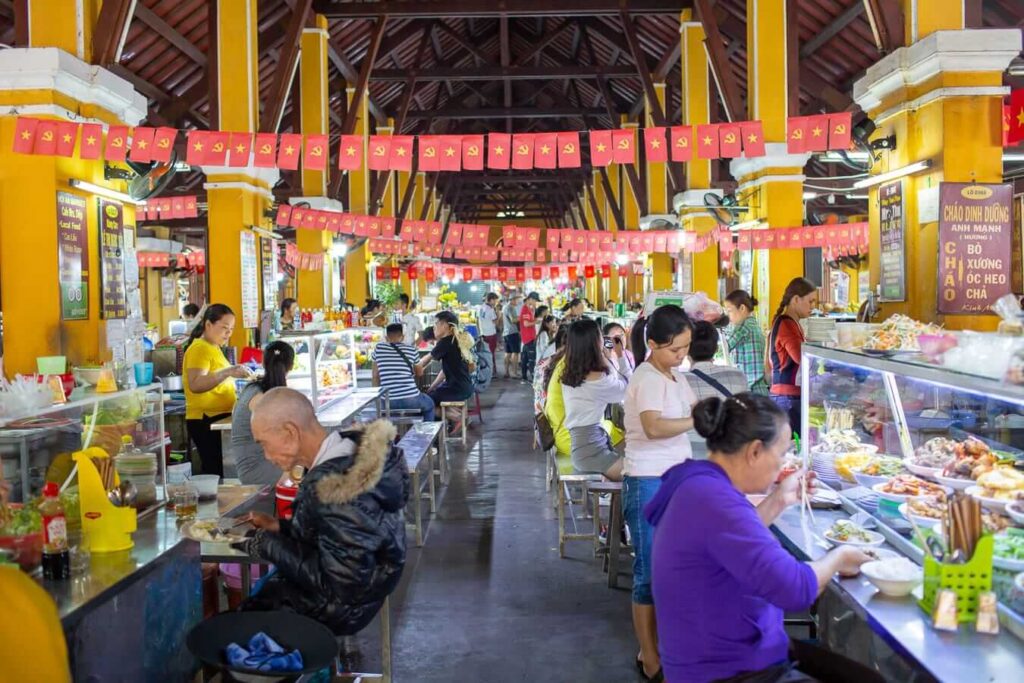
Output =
[{"x1": 380, "y1": 378, "x2": 640, "y2": 682}]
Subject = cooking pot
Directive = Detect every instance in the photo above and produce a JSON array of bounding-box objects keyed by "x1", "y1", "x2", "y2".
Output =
[{"x1": 160, "y1": 374, "x2": 184, "y2": 391}]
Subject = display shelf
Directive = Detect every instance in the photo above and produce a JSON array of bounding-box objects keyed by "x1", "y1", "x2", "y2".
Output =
[{"x1": 277, "y1": 329, "x2": 369, "y2": 408}]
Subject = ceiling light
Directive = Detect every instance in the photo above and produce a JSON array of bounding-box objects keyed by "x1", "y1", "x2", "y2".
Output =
[
  {"x1": 250, "y1": 225, "x2": 282, "y2": 240},
  {"x1": 1004, "y1": 152, "x2": 1024, "y2": 163},
  {"x1": 851, "y1": 159, "x2": 932, "y2": 189},
  {"x1": 330, "y1": 242, "x2": 348, "y2": 258},
  {"x1": 844, "y1": 193, "x2": 869, "y2": 200},
  {"x1": 729, "y1": 219, "x2": 766, "y2": 231},
  {"x1": 802, "y1": 191, "x2": 818, "y2": 200},
  {"x1": 69, "y1": 179, "x2": 145, "y2": 205},
  {"x1": 819, "y1": 150, "x2": 870, "y2": 164},
  {"x1": 615, "y1": 253, "x2": 629, "y2": 265}
]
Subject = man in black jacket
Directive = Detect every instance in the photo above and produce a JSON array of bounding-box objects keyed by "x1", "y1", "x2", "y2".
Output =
[{"x1": 236, "y1": 387, "x2": 409, "y2": 635}]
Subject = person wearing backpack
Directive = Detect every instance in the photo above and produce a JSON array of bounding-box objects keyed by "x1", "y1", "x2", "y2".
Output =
[{"x1": 372, "y1": 323, "x2": 435, "y2": 421}]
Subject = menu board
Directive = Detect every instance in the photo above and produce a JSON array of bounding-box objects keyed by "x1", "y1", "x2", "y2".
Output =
[
  {"x1": 938, "y1": 182, "x2": 1013, "y2": 314},
  {"x1": 98, "y1": 199, "x2": 127, "y2": 319},
  {"x1": 56, "y1": 191, "x2": 89, "y2": 320},
  {"x1": 261, "y1": 238, "x2": 278, "y2": 311},
  {"x1": 240, "y1": 231, "x2": 259, "y2": 328},
  {"x1": 878, "y1": 181, "x2": 905, "y2": 302}
]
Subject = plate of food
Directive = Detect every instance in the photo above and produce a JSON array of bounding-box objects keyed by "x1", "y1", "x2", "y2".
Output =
[
  {"x1": 824, "y1": 520, "x2": 886, "y2": 547},
  {"x1": 851, "y1": 456, "x2": 906, "y2": 488},
  {"x1": 861, "y1": 557, "x2": 924, "y2": 597},
  {"x1": 907, "y1": 437, "x2": 959, "y2": 478},
  {"x1": 966, "y1": 468, "x2": 1024, "y2": 513},
  {"x1": 993, "y1": 529, "x2": 1024, "y2": 572},
  {"x1": 179, "y1": 519, "x2": 250, "y2": 544},
  {"x1": 933, "y1": 473, "x2": 979, "y2": 491},
  {"x1": 898, "y1": 501, "x2": 942, "y2": 528},
  {"x1": 872, "y1": 475, "x2": 951, "y2": 503},
  {"x1": 1007, "y1": 500, "x2": 1024, "y2": 526}
]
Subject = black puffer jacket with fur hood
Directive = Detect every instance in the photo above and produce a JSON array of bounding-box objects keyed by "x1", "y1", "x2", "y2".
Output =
[{"x1": 241, "y1": 420, "x2": 409, "y2": 635}]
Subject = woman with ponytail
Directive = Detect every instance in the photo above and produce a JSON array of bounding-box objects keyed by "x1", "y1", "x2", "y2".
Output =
[
  {"x1": 768, "y1": 278, "x2": 818, "y2": 436},
  {"x1": 621, "y1": 305, "x2": 695, "y2": 682},
  {"x1": 231, "y1": 341, "x2": 296, "y2": 485},
  {"x1": 645, "y1": 393, "x2": 877, "y2": 683},
  {"x1": 722, "y1": 289, "x2": 768, "y2": 394},
  {"x1": 419, "y1": 311, "x2": 476, "y2": 426}
]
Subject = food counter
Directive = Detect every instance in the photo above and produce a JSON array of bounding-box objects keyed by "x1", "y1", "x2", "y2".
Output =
[{"x1": 790, "y1": 343, "x2": 1024, "y2": 680}]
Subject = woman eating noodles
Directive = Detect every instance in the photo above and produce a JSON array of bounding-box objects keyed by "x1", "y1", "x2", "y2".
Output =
[
  {"x1": 560, "y1": 319, "x2": 630, "y2": 480},
  {"x1": 645, "y1": 393, "x2": 874, "y2": 683}
]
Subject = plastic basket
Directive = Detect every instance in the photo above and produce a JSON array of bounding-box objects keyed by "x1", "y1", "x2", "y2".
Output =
[{"x1": 918, "y1": 534, "x2": 994, "y2": 623}]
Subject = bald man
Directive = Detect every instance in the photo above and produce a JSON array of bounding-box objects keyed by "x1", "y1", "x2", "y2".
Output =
[{"x1": 236, "y1": 387, "x2": 409, "y2": 635}]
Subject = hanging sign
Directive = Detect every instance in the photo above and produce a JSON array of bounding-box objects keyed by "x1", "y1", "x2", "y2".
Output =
[
  {"x1": 261, "y1": 238, "x2": 278, "y2": 311},
  {"x1": 938, "y1": 182, "x2": 1013, "y2": 314},
  {"x1": 160, "y1": 276, "x2": 176, "y2": 307},
  {"x1": 878, "y1": 181, "x2": 905, "y2": 302},
  {"x1": 98, "y1": 199, "x2": 127, "y2": 319},
  {"x1": 57, "y1": 191, "x2": 89, "y2": 320},
  {"x1": 240, "y1": 231, "x2": 259, "y2": 328}
]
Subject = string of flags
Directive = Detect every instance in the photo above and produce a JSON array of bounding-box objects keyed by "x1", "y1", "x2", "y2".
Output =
[
  {"x1": 140, "y1": 195, "x2": 199, "y2": 220},
  {"x1": 285, "y1": 243, "x2": 325, "y2": 271},
  {"x1": 11, "y1": 113, "x2": 854, "y2": 170}
]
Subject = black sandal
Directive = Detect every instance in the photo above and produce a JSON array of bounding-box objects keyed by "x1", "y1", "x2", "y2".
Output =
[{"x1": 640, "y1": 667, "x2": 664, "y2": 683}]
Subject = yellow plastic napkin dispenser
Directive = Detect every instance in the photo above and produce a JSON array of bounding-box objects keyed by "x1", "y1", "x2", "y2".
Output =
[{"x1": 72, "y1": 449, "x2": 136, "y2": 553}]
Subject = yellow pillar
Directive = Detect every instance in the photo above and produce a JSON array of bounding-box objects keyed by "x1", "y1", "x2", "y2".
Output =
[
  {"x1": 344, "y1": 87, "x2": 370, "y2": 307},
  {"x1": 297, "y1": 15, "x2": 331, "y2": 310},
  {"x1": 0, "y1": 5, "x2": 146, "y2": 374},
  {"x1": 205, "y1": 0, "x2": 275, "y2": 348},
  {"x1": 647, "y1": 83, "x2": 673, "y2": 291},
  {"x1": 620, "y1": 119, "x2": 643, "y2": 302},
  {"x1": 732, "y1": 0, "x2": 808, "y2": 327},
  {"x1": 855, "y1": 18, "x2": 1019, "y2": 329},
  {"x1": 901, "y1": 0, "x2": 964, "y2": 44}
]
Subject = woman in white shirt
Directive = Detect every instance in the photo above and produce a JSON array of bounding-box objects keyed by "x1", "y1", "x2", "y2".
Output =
[
  {"x1": 622, "y1": 304, "x2": 695, "y2": 682},
  {"x1": 560, "y1": 319, "x2": 631, "y2": 480},
  {"x1": 535, "y1": 315, "x2": 559, "y2": 363}
]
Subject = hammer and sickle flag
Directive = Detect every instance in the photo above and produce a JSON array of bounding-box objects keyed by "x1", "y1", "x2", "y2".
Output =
[
  {"x1": 303, "y1": 134, "x2": 329, "y2": 171},
  {"x1": 557, "y1": 131, "x2": 581, "y2": 168},
  {"x1": 512, "y1": 133, "x2": 535, "y2": 170},
  {"x1": 828, "y1": 112, "x2": 852, "y2": 151},
  {"x1": 787, "y1": 116, "x2": 809, "y2": 154},
  {"x1": 669, "y1": 125, "x2": 693, "y2": 162},
  {"x1": 367, "y1": 135, "x2": 391, "y2": 171},
  {"x1": 253, "y1": 133, "x2": 278, "y2": 168},
  {"x1": 462, "y1": 134, "x2": 485, "y2": 171}
]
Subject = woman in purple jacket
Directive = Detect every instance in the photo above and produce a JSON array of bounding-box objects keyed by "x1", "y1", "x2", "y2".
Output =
[{"x1": 645, "y1": 393, "x2": 876, "y2": 683}]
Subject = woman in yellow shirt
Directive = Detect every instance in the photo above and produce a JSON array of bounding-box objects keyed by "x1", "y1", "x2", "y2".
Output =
[{"x1": 183, "y1": 304, "x2": 250, "y2": 477}]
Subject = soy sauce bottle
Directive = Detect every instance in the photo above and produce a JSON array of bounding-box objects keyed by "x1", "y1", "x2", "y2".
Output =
[{"x1": 40, "y1": 482, "x2": 70, "y2": 580}]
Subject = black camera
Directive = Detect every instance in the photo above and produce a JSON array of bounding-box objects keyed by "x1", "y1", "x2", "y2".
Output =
[{"x1": 603, "y1": 336, "x2": 616, "y2": 350}]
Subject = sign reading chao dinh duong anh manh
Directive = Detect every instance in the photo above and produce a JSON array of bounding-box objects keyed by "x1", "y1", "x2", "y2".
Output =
[
  {"x1": 57, "y1": 191, "x2": 89, "y2": 320},
  {"x1": 938, "y1": 182, "x2": 1013, "y2": 315},
  {"x1": 98, "y1": 198, "x2": 128, "y2": 319}
]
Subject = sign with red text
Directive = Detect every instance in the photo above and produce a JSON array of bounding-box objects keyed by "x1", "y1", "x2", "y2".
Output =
[
  {"x1": 98, "y1": 199, "x2": 127, "y2": 319},
  {"x1": 57, "y1": 191, "x2": 89, "y2": 320},
  {"x1": 878, "y1": 181, "x2": 905, "y2": 302}
]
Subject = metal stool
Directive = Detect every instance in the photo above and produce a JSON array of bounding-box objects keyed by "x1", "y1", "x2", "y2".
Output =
[
  {"x1": 588, "y1": 481, "x2": 630, "y2": 588},
  {"x1": 440, "y1": 400, "x2": 468, "y2": 445},
  {"x1": 556, "y1": 471, "x2": 603, "y2": 557}
]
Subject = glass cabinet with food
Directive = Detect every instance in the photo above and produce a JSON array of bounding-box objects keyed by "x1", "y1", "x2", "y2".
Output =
[
  {"x1": 346, "y1": 327, "x2": 384, "y2": 385},
  {"x1": 279, "y1": 330, "x2": 357, "y2": 409}
]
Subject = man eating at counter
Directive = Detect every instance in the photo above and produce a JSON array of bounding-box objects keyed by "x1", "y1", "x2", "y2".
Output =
[{"x1": 233, "y1": 388, "x2": 409, "y2": 636}]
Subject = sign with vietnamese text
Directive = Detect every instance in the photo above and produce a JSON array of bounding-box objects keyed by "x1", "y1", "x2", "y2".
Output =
[
  {"x1": 240, "y1": 231, "x2": 259, "y2": 328},
  {"x1": 878, "y1": 181, "x2": 905, "y2": 302},
  {"x1": 261, "y1": 238, "x2": 278, "y2": 311},
  {"x1": 98, "y1": 199, "x2": 127, "y2": 319},
  {"x1": 57, "y1": 191, "x2": 89, "y2": 320},
  {"x1": 938, "y1": 183, "x2": 1013, "y2": 314}
]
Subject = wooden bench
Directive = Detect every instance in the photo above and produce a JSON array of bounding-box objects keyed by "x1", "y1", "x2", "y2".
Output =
[
  {"x1": 588, "y1": 481, "x2": 632, "y2": 588},
  {"x1": 397, "y1": 421, "x2": 443, "y2": 546}
]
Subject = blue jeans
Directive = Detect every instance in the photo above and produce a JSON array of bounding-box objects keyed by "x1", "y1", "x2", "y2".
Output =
[
  {"x1": 622, "y1": 475, "x2": 661, "y2": 605},
  {"x1": 390, "y1": 392, "x2": 436, "y2": 422}
]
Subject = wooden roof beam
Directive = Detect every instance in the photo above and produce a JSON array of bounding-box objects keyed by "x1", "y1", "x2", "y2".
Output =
[
  {"x1": 135, "y1": 4, "x2": 208, "y2": 67},
  {"x1": 404, "y1": 107, "x2": 606, "y2": 119},
  {"x1": 93, "y1": 0, "x2": 136, "y2": 66},
  {"x1": 693, "y1": 0, "x2": 743, "y2": 122},
  {"x1": 800, "y1": 2, "x2": 863, "y2": 59},
  {"x1": 260, "y1": 0, "x2": 313, "y2": 134},
  {"x1": 313, "y1": 1, "x2": 691, "y2": 19}
]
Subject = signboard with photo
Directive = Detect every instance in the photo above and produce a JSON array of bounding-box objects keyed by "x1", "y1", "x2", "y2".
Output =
[
  {"x1": 98, "y1": 199, "x2": 127, "y2": 319},
  {"x1": 56, "y1": 191, "x2": 89, "y2": 320}
]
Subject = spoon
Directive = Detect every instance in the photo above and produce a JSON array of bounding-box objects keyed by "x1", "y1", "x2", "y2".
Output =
[
  {"x1": 107, "y1": 487, "x2": 123, "y2": 507},
  {"x1": 118, "y1": 481, "x2": 138, "y2": 509}
]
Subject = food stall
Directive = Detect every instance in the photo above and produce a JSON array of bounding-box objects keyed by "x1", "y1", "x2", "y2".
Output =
[
  {"x1": 277, "y1": 329, "x2": 364, "y2": 409},
  {"x1": 779, "y1": 333, "x2": 1024, "y2": 681}
]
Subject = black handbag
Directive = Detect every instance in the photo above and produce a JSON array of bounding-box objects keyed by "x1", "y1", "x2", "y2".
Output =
[{"x1": 535, "y1": 412, "x2": 556, "y2": 451}]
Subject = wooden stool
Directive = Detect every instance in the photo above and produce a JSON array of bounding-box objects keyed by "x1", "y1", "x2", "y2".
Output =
[
  {"x1": 440, "y1": 400, "x2": 468, "y2": 445},
  {"x1": 588, "y1": 481, "x2": 630, "y2": 588}
]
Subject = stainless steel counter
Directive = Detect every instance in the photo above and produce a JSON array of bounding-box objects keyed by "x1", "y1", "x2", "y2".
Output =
[{"x1": 771, "y1": 502, "x2": 1024, "y2": 682}]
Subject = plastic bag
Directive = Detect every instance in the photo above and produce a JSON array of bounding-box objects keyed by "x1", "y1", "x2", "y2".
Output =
[{"x1": 682, "y1": 292, "x2": 724, "y2": 322}]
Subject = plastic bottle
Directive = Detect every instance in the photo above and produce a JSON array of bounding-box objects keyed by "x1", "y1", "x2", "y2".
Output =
[{"x1": 40, "y1": 482, "x2": 70, "y2": 580}]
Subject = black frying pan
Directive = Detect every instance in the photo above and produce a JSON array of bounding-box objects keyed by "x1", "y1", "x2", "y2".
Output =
[{"x1": 187, "y1": 611, "x2": 337, "y2": 678}]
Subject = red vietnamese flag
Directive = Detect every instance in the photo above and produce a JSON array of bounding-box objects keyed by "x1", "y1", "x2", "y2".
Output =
[
  {"x1": 206, "y1": 131, "x2": 231, "y2": 165},
  {"x1": 79, "y1": 123, "x2": 103, "y2": 159},
  {"x1": 438, "y1": 135, "x2": 462, "y2": 171},
  {"x1": 229, "y1": 132, "x2": 253, "y2": 167},
  {"x1": 275, "y1": 205, "x2": 293, "y2": 227},
  {"x1": 277, "y1": 133, "x2": 302, "y2": 170},
  {"x1": 557, "y1": 132, "x2": 581, "y2": 168},
  {"x1": 336, "y1": 135, "x2": 361, "y2": 171},
  {"x1": 600, "y1": 264, "x2": 611, "y2": 278},
  {"x1": 740, "y1": 120, "x2": 765, "y2": 157},
  {"x1": 612, "y1": 129, "x2": 634, "y2": 164},
  {"x1": 408, "y1": 265, "x2": 419, "y2": 280},
  {"x1": 512, "y1": 133, "x2": 535, "y2": 170},
  {"x1": 487, "y1": 133, "x2": 511, "y2": 170},
  {"x1": 151, "y1": 126, "x2": 176, "y2": 163},
  {"x1": 515, "y1": 267, "x2": 526, "y2": 283},
  {"x1": 12, "y1": 117, "x2": 39, "y2": 154},
  {"x1": 828, "y1": 112, "x2": 853, "y2": 151},
  {"x1": 534, "y1": 133, "x2": 557, "y2": 169},
  {"x1": 388, "y1": 135, "x2": 414, "y2": 171},
  {"x1": 584, "y1": 264, "x2": 596, "y2": 278},
  {"x1": 253, "y1": 133, "x2": 278, "y2": 168},
  {"x1": 424, "y1": 266, "x2": 436, "y2": 282},
  {"x1": 787, "y1": 116, "x2": 809, "y2": 154},
  {"x1": 549, "y1": 266, "x2": 560, "y2": 280},
  {"x1": 462, "y1": 267, "x2": 473, "y2": 282},
  {"x1": 532, "y1": 266, "x2": 543, "y2": 280},
  {"x1": 590, "y1": 129, "x2": 613, "y2": 166},
  {"x1": 365, "y1": 136, "x2": 389, "y2": 170},
  {"x1": 618, "y1": 264, "x2": 629, "y2": 277},
  {"x1": 1009, "y1": 89, "x2": 1024, "y2": 145},
  {"x1": 497, "y1": 266, "x2": 508, "y2": 281},
  {"x1": 34, "y1": 120, "x2": 58, "y2": 156},
  {"x1": 462, "y1": 134, "x2": 485, "y2": 170},
  {"x1": 805, "y1": 115, "x2": 829, "y2": 152},
  {"x1": 481, "y1": 267, "x2": 492, "y2": 280},
  {"x1": 129, "y1": 126, "x2": 156, "y2": 162},
  {"x1": 670, "y1": 125, "x2": 693, "y2": 162},
  {"x1": 718, "y1": 124, "x2": 742, "y2": 158},
  {"x1": 644, "y1": 127, "x2": 668, "y2": 163},
  {"x1": 55, "y1": 121, "x2": 79, "y2": 157},
  {"x1": 303, "y1": 134, "x2": 329, "y2": 170},
  {"x1": 105, "y1": 124, "x2": 129, "y2": 161},
  {"x1": 567, "y1": 265, "x2": 578, "y2": 280},
  {"x1": 696, "y1": 124, "x2": 719, "y2": 160},
  {"x1": 418, "y1": 136, "x2": 439, "y2": 171},
  {"x1": 380, "y1": 217, "x2": 396, "y2": 238},
  {"x1": 170, "y1": 196, "x2": 186, "y2": 219}
]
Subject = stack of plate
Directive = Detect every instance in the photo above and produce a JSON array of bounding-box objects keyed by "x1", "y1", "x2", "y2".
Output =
[
  {"x1": 812, "y1": 451, "x2": 844, "y2": 489},
  {"x1": 842, "y1": 485, "x2": 880, "y2": 514},
  {"x1": 801, "y1": 317, "x2": 838, "y2": 344}
]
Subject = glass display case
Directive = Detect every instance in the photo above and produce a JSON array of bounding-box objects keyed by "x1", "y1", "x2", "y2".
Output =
[
  {"x1": 348, "y1": 327, "x2": 384, "y2": 385},
  {"x1": 278, "y1": 330, "x2": 359, "y2": 409},
  {"x1": 0, "y1": 384, "x2": 167, "y2": 507}
]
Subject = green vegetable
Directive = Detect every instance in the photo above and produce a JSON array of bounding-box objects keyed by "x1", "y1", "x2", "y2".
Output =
[
  {"x1": 994, "y1": 529, "x2": 1024, "y2": 560},
  {"x1": 0, "y1": 505, "x2": 41, "y2": 537}
]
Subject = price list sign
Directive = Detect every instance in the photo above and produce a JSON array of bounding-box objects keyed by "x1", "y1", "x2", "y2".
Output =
[
  {"x1": 240, "y1": 231, "x2": 259, "y2": 329},
  {"x1": 878, "y1": 181, "x2": 905, "y2": 302},
  {"x1": 98, "y1": 198, "x2": 127, "y2": 319},
  {"x1": 56, "y1": 191, "x2": 89, "y2": 320},
  {"x1": 261, "y1": 237, "x2": 278, "y2": 311},
  {"x1": 938, "y1": 183, "x2": 1013, "y2": 314}
]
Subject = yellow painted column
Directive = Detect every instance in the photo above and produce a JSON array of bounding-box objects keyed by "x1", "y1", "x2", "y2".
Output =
[
  {"x1": 297, "y1": 15, "x2": 331, "y2": 310},
  {"x1": 25, "y1": 0, "x2": 99, "y2": 62},
  {"x1": 620, "y1": 119, "x2": 642, "y2": 302},
  {"x1": 344, "y1": 87, "x2": 370, "y2": 307},
  {"x1": 205, "y1": 0, "x2": 274, "y2": 348},
  {"x1": 680, "y1": 11, "x2": 720, "y2": 297},
  {"x1": 901, "y1": 0, "x2": 964, "y2": 44},
  {"x1": 647, "y1": 83, "x2": 673, "y2": 291},
  {"x1": 855, "y1": 24, "x2": 1019, "y2": 329},
  {"x1": 734, "y1": 0, "x2": 808, "y2": 326}
]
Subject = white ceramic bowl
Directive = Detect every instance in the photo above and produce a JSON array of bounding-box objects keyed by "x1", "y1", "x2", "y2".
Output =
[
  {"x1": 933, "y1": 474, "x2": 976, "y2": 491},
  {"x1": 74, "y1": 367, "x2": 105, "y2": 386},
  {"x1": 966, "y1": 486, "x2": 1012, "y2": 513},
  {"x1": 824, "y1": 528, "x2": 886, "y2": 547},
  {"x1": 853, "y1": 472, "x2": 891, "y2": 489},
  {"x1": 897, "y1": 503, "x2": 942, "y2": 529},
  {"x1": 1006, "y1": 501, "x2": 1024, "y2": 526},
  {"x1": 190, "y1": 474, "x2": 220, "y2": 500},
  {"x1": 905, "y1": 461, "x2": 944, "y2": 480},
  {"x1": 861, "y1": 560, "x2": 923, "y2": 597}
]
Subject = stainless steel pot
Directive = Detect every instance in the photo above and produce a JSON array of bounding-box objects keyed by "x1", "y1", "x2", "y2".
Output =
[{"x1": 160, "y1": 374, "x2": 184, "y2": 391}]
